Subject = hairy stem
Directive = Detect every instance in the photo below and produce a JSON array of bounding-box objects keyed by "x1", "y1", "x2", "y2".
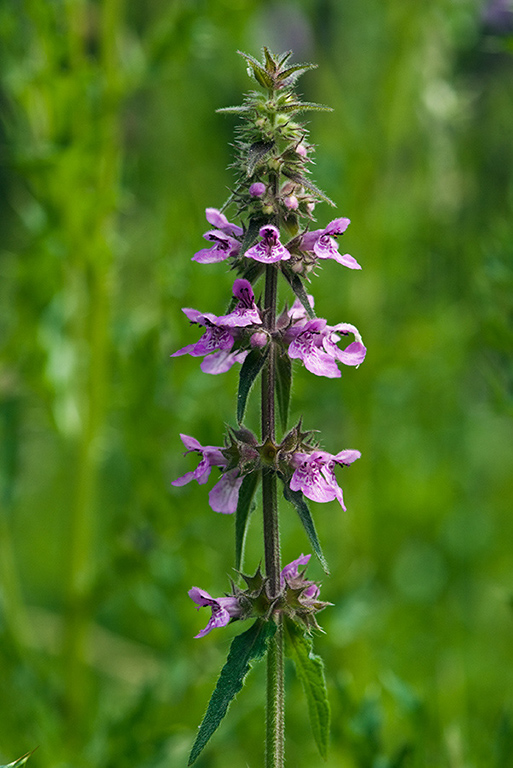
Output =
[
  {"x1": 261, "y1": 263, "x2": 284, "y2": 766},
  {"x1": 266, "y1": 614, "x2": 285, "y2": 768}
]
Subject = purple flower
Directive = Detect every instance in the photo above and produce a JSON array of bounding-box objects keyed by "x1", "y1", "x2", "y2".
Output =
[
  {"x1": 205, "y1": 207, "x2": 243, "y2": 237},
  {"x1": 290, "y1": 449, "x2": 361, "y2": 510},
  {"x1": 192, "y1": 208, "x2": 243, "y2": 263},
  {"x1": 280, "y1": 554, "x2": 320, "y2": 599},
  {"x1": 192, "y1": 231, "x2": 240, "y2": 264},
  {"x1": 172, "y1": 434, "x2": 242, "y2": 513},
  {"x1": 286, "y1": 317, "x2": 366, "y2": 378},
  {"x1": 301, "y1": 218, "x2": 361, "y2": 269},
  {"x1": 171, "y1": 308, "x2": 247, "y2": 374},
  {"x1": 171, "y1": 434, "x2": 226, "y2": 487},
  {"x1": 245, "y1": 225, "x2": 291, "y2": 264},
  {"x1": 217, "y1": 279, "x2": 262, "y2": 327},
  {"x1": 188, "y1": 587, "x2": 242, "y2": 638}
]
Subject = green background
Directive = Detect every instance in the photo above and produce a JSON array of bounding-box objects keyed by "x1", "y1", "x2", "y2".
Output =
[{"x1": 1, "y1": 1, "x2": 512, "y2": 766}]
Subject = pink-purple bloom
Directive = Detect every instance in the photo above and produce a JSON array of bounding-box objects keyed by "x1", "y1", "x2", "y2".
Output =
[
  {"x1": 280, "y1": 554, "x2": 320, "y2": 599},
  {"x1": 192, "y1": 208, "x2": 242, "y2": 264},
  {"x1": 171, "y1": 280, "x2": 262, "y2": 373},
  {"x1": 172, "y1": 434, "x2": 242, "y2": 514},
  {"x1": 192, "y1": 230, "x2": 241, "y2": 264},
  {"x1": 216, "y1": 279, "x2": 262, "y2": 327},
  {"x1": 245, "y1": 225, "x2": 291, "y2": 264},
  {"x1": 290, "y1": 449, "x2": 361, "y2": 510},
  {"x1": 286, "y1": 317, "x2": 366, "y2": 378},
  {"x1": 188, "y1": 587, "x2": 243, "y2": 638},
  {"x1": 301, "y1": 217, "x2": 361, "y2": 269}
]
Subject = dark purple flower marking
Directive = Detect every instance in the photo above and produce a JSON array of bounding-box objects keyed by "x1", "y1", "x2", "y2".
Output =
[
  {"x1": 217, "y1": 279, "x2": 262, "y2": 327},
  {"x1": 301, "y1": 217, "x2": 361, "y2": 269},
  {"x1": 192, "y1": 230, "x2": 241, "y2": 264},
  {"x1": 188, "y1": 587, "x2": 242, "y2": 638},
  {"x1": 290, "y1": 449, "x2": 361, "y2": 510},
  {"x1": 245, "y1": 225, "x2": 291, "y2": 264},
  {"x1": 171, "y1": 307, "x2": 248, "y2": 374}
]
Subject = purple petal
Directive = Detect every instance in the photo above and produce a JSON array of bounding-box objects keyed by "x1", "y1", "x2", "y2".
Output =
[
  {"x1": 201, "y1": 349, "x2": 248, "y2": 374},
  {"x1": 170, "y1": 342, "x2": 197, "y2": 358},
  {"x1": 171, "y1": 469, "x2": 197, "y2": 487},
  {"x1": 300, "y1": 229, "x2": 323, "y2": 252},
  {"x1": 188, "y1": 587, "x2": 214, "y2": 607},
  {"x1": 179, "y1": 434, "x2": 202, "y2": 452},
  {"x1": 209, "y1": 469, "x2": 242, "y2": 514},
  {"x1": 333, "y1": 449, "x2": 361, "y2": 466},
  {"x1": 281, "y1": 554, "x2": 311, "y2": 586},
  {"x1": 332, "y1": 252, "x2": 361, "y2": 269},
  {"x1": 324, "y1": 217, "x2": 350, "y2": 236},
  {"x1": 205, "y1": 208, "x2": 243, "y2": 236},
  {"x1": 194, "y1": 606, "x2": 231, "y2": 638}
]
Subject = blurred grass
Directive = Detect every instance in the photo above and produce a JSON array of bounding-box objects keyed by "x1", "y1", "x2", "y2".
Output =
[{"x1": 1, "y1": 0, "x2": 513, "y2": 766}]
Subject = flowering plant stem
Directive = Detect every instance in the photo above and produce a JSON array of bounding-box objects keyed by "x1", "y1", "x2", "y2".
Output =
[
  {"x1": 175, "y1": 48, "x2": 367, "y2": 765},
  {"x1": 261, "y1": 263, "x2": 285, "y2": 766}
]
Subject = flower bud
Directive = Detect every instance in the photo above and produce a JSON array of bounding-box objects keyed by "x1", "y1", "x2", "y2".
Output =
[
  {"x1": 249, "y1": 182, "x2": 266, "y2": 197},
  {"x1": 284, "y1": 195, "x2": 299, "y2": 210},
  {"x1": 250, "y1": 331, "x2": 268, "y2": 348}
]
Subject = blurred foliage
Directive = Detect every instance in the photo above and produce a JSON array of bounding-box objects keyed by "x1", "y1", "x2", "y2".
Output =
[{"x1": 0, "y1": 0, "x2": 512, "y2": 766}]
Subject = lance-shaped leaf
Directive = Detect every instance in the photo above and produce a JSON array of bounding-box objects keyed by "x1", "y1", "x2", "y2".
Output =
[
  {"x1": 237, "y1": 346, "x2": 269, "y2": 424},
  {"x1": 281, "y1": 265, "x2": 315, "y2": 319},
  {"x1": 277, "y1": 101, "x2": 333, "y2": 114},
  {"x1": 235, "y1": 470, "x2": 261, "y2": 570},
  {"x1": 284, "y1": 617, "x2": 330, "y2": 760},
  {"x1": 188, "y1": 619, "x2": 277, "y2": 765},
  {"x1": 282, "y1": 169, "x2": 335, "y2": 207},
  {"x1": 217, "y1": 106, "x2": 253, "y2": 115},
  {"x1": 276, "y1": 352, "x2": 292, "y2": 433},
  {"x1": 281, "y1": 476, "x2": 329, "y2": 574},
  {"x1": 246, "y1": 140, "x2": 275, "y2": 176},
  {"x1": 0, "y1": 750, "x2": 37, "y2": 768},
  {"x1": 237, "y1": 50, "x2": 274, "y2": 89}
]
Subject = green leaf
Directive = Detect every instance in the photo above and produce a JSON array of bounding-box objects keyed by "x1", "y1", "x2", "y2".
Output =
[
  {"x1": 188, "y1": 619, "x2": 277, "y2": 765},
  {"x1": 278, "y1": 101, "x2": 332, "y2": 114},
  {"x1": 216, "y1": 105, "x2": 252, "y2": 114},
  {"x1": 282, "y1": 169, "x2": 335, "y2": 206},
  {"x1": 276, "y1": 352, "x2": 292, "y2": 433},
  {"x1": 0, "y1": 749, "x2": 37, "y2": 768},
  {"x1": 235, "y1": 471, "x2": 261, "y2": 570},
  {"x1": 284, "y1": 617, "x2": 330, "y2": 760},
  {"x1": 281, "y1": 477, "x2": 329, "y2": 574},
  {"x1": 247, "y1": 140, "x2": 275, "y2": 176},
  {"x1": 279, "y1": 63, "x2": 318, "y2": 82},
  {"x1": 281, "y1": 266, "x2": 315, "y2": 319},
  {"x1": 237, "y1": 51, "x2": 274, "y2": 89},
  {"x1": 237, "y1": 346, "x2": 269, "y2": 424}
]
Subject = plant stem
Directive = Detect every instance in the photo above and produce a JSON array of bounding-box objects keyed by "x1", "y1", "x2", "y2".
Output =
[
  {"x1": 261, "y1": 263, "x2": 284, "y2": 767},
  {"x1": 266, "y1": 614, "x2": 285, "y2": 768}
]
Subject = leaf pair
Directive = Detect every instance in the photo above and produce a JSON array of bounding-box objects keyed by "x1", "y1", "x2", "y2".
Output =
[{"x1": 188, "y1": 617, "x2": 331, "y2": 765}]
